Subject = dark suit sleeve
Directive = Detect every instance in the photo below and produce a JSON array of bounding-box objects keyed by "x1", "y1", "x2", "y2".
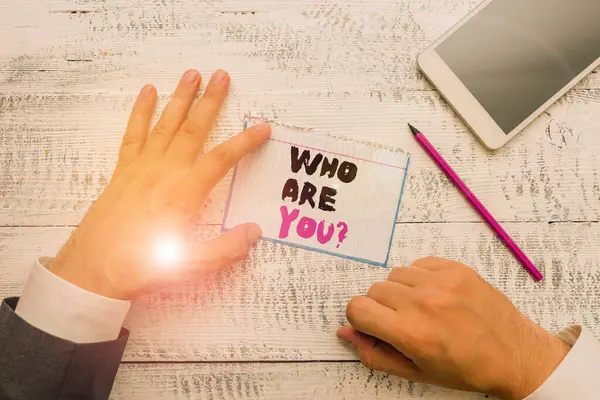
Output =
[{"x1": 0, "y1": 297, "x2": 129, "y2": 400}]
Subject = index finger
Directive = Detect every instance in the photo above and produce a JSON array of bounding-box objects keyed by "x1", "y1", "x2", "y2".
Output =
[
  {"x1": 346, "y1": 296, "x2": 414, "y2": 356},
  {"x1": 193, "y1": 123, "x2": 271, "y2": 190}
]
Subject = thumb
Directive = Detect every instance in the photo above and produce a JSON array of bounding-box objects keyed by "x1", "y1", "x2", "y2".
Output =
[
  {"x1": 185, "y1": 223, "x2": 262, "y2": 272},
  {"x1": 337, "y1": 326, "x2": 423, "y2": 380}
]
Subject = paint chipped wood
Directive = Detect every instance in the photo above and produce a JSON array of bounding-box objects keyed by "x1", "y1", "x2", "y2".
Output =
[
  {"x1": 1, "y1": 89, "x2": 599, "y2": 226},
  {"x1": 1, "y1": 0, "x2": 599, "y2": 398},
  {"x1": 1, "y1": 222, "x2": 598, "y2": 361},
  {"x1": 111, "y1": 363, "x2": 487, "y2": 399}
]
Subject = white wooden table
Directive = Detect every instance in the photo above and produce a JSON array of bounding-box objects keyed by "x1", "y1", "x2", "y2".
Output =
[{"x1": 1, "y1": 0, "x2": 599, "y2": 398}]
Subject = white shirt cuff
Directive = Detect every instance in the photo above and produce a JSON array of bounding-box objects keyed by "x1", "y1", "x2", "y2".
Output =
[
  {"x1": 525, "y1": 325, "x2": 600, "y2": 399},
  {"x1": 15, "y1": 258, "x2": 131, "y2": 344}
]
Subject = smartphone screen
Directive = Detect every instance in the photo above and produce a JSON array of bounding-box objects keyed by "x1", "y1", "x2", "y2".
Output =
[{"x1": 436, "y1": 0, "x2": 600, "y2": 134}]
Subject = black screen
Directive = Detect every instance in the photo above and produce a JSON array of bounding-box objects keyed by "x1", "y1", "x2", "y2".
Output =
[{"x1": 437, "y1": 0, "x2": 600, "y2": 133}]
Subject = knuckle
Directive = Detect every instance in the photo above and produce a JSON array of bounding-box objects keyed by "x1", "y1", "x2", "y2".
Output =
[
  {"x1": 120, "y1": 133, "x2": 140, "y2": 149},
  {"x1": 359, "y1": 349, "x2": 376, "y2": 370},
  {"x1": 346, "y1": 296, "x2": 366, "y2": 324},
  {"x1": 412, "y1": 256, "x2": 441, "y2": 267},
  {"x1": 416, "y1": 289, "x2": 447, "y2": 313},
  {"x1": 416, "y1": 290, "x2": 440, "y2": 313},
  {"x1": 170, "y1": 200, "x2": 191, "y2": 215},
  {"x1": 444, "y1": 267, "x2": 473, "y2": 290},
  {"x1": 367, "y1": 282, "x2": 385, "y2": 299},
  {"x1": 239, "y1": 131, "x2": 256, "y2": 149},
  {"x1": 169, "y1": 96, "x2": 187, "y2": 109},
  {"x1": 152, "y1": 123, "x2": 170, "y2": 139},
  {"x1": 447, "y1": 275, "x2": 466, "y2": 291},
  {"x1": 210, "y1": 146, "x2": 232, "y2": 166},
  {"x1": 161, "y1": 192, "x2": 193, "y2": 215},
  {"x1": 229, "y1": 239, "x2": 251, "y2": 259},
  {"x1": 201, "y1": 89, "x2": 219, "y2": 101},
  {"x1": 179, "y1": 118, "x2": 205, "y2": 138},
  {"x1": 387, "y1": 267, "x2": 404, "y2": 282},
  {"x1": 231, "y1": 253, "x2": 248, "y2": 264},
  {"x1": 202, "y1": 84, "x2": 226, "y2": 101}
]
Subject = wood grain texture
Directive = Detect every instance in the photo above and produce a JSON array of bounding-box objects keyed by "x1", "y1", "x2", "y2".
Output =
[
  {"x1": 1, "y1": 0, "x2": 599, "y2": 226},
  {"x1": 1, "y1": 89, "x2": 599, "y2": 226},
  {"x1": 3, "y1": 0, "x2": 597, "y2": 93},
  {"x1": 111, "y1": 363, "x2": 486, "y2": 399},
  {"x1": 1, "y1": 222, "x2": 598, "y2": 361},
  {"x1": 2, "y1": 0, "x2": 600, "y2": 398}
]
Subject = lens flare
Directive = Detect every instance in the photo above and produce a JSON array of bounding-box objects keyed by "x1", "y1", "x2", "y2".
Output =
[{"x1": 154, "y1": 237, "x2": 182, "y2": 265}]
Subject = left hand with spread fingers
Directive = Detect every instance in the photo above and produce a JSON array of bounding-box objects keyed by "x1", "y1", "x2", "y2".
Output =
[
  {"x1": 337, "y1": 257, "x2": 570, "y2": 400},
  {"x1": 49, "y1": 69, "x2": 271, "y2": 300}
]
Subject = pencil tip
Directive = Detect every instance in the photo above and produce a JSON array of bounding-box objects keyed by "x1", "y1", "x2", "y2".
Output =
[{"x1": 408, "y1": 123, "x2": 420, "y2": 136}]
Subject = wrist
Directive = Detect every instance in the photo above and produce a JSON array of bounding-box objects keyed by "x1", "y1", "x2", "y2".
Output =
[
  {"x1": 50, "y1": 249, "x2": 127, "y2": 300},
  {"x1": 493, "y1": 325, "x2": 571, "y2": 400}
]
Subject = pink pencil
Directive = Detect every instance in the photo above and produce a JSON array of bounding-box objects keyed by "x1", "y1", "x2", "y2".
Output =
[{"x1": 409, "y1": 123, "x2": 543, "y2": 281}]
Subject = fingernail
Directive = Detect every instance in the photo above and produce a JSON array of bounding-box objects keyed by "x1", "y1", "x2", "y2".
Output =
[
  {"x1": 182, "y1": 69, "x2": 200, "y2": 85},
  {"x1": 246, "y1": 224, "x2": 262, "y2": 244},
  {"x1": 336, "y1": 330, "x2": 352, "y2": 343},
  {"x1": 210, "y1": 69, "x2": 229, "y2": 85},
  {"x1": 139, "y1": 84, "x2": 154, "y2": 98}
]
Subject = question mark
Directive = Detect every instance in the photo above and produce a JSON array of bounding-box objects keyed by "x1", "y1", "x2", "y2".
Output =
[{"x1": 336, "y1": 222, "x2": 348, "y2": 249}]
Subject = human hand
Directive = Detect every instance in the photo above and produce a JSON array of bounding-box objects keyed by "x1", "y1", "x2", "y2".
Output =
[
  {"x1": 337, "y1": 257, "x2": 570, "y2": 399},
  {"x1": 49, "y1": 69, "x2": 271, "y2": 300}
]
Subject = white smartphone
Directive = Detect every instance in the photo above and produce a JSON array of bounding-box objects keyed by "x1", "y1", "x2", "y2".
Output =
[{"x1": 418, "y1": 0, "x2": 600, "y2": 149}]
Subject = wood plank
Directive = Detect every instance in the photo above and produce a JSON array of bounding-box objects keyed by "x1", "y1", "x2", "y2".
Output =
[
  {"x1": 1, "y1": 89, "x2": 599, "y2": 226},
  {"x1": 2, "y1": 0, "x2": 599, "y2": 226},
  {"x1": 2, "y1": 0, "x2": 599, "y2": 94},
  {"x1": 1, "y1": 222, "x2": 598, "y2": 361},
  {"x1": 111, "y1": 362, "x2": 486, "y2": 399},
  {"x1": 3, "y1": 0, "x2": 598, "y2": 398}
]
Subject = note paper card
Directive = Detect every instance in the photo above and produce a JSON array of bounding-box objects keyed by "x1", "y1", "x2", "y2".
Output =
[{"x1": 223, "y1": 124, "x2": 410, "y2": 266}]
